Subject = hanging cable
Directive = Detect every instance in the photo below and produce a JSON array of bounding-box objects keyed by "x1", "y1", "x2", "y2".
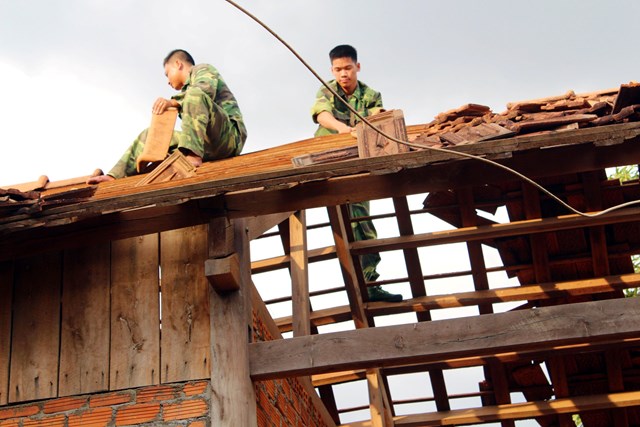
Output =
[{"x1": 225, "y1": 0, "x2": 640, "y2": 218}]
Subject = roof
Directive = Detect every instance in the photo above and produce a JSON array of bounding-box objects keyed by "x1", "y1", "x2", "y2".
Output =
[{"x1": 3, "y1": 83, "x2": 640, "y2": 425}]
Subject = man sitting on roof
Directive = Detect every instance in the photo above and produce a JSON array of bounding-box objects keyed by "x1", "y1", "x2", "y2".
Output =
[
  {"x1": 310, "y1": 44, "x2": 402, "y2": 303},
  {"x1": 88, "y1": 49, "x2": 247, "y2": 183}
]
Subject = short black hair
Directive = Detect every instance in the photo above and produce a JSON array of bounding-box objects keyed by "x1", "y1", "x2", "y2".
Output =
[
  {"x1": 163, "y1": 49, "x2": 195, "y2": 66},
  {"x1": 329, "y1": 45, "x2": 357, "y2": 63}
]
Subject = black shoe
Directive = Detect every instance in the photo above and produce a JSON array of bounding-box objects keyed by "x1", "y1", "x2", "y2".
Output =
[{"x1": 367, "y1": 285, "x2": 402, "y2": 302}]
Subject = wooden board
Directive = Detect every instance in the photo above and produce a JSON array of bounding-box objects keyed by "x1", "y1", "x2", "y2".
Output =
[
  {"x1": 160, "y1": 225, "x2": 210, "y2": 383},
  {"x1": 249, "y1": 297, "x2": 640, "y2": 379},
  {"x1": 512, "y1": 113, "x2": 597, "y2": 133},
  {"x1": 59, "y1": 243, "x2": 111, "y2": 396},
  {"x1": 9, "y1": 252, "x2": 62, "y2": 402},
  {"x1": 356, "y1": 110, "x2": 409, "y2": 158},
  {"x1": 110, "y1": 234, "x2": 160, "y2": 389},
  {"x1": 135, "y1": 150, "x2": 196, "y2": 187},
  {"x1": 291, "y1": 146, "x2": 359, "y2": 167},
  {"x1": 136, "y1": 107, "x2": 178, "y2": 172},
  {"x1": 612, "y1": 82, "x2": 640, "y2": 114},
  {"x1": 0, "y1": 261, "x2": 12, "y2": 405}
]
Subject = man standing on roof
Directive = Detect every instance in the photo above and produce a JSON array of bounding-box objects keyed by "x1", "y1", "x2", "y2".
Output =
[
  {"x1": 310, "y1": 44, "x2": 402, "y2": 303},
  {"x1": 88, "y1": 49, "x2": 247, "y2": 183}
]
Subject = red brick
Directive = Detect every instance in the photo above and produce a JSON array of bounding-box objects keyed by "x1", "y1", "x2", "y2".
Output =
[
  {"x1": 276, "y1": 392, "x2": 288, "y2": 413},
  {"x1": 163, "y1": 398, "x2": 208, "y2": 421},
  {"x1": 0, "y1": 420, "x2": 20, "y2": 427},
  {"x1": 284, "y1": 401, "x2": 298, "y2": 425},
  {"x1": 265, "y1": 402, "x2": 282, "y2": 425},
  {"x1": 256, "y1": 407, "x2": 269, "y2": 427},
  {"x1": 256, "y1": 388, "x2": 271, "y2": 411},
  {"x1": 301, "y1": 405, "x2": 310, "y2": 425},
  {"x1": 182, "y1": 381, "x2": 208, "y2": 397},
  {"x1": 188, "y1": 421, "x2": 206, "y2": 427},
  {"x1": 115, "y1": 403, "x2": 160, "y2": 426},
  {"x1": 43, "y1": 396, "x2": 87, "y2": 414},
  {"x1": 68, "y1": 407, "x2": 113, "y2": 427},
  {"x1": 90, "y1": 392, "x2": 132, "y2": 408},
  {"x1": 264, "y1": 380, "x2": 277, "y2": 399},
  {"x1": 136, "y1": 385, "x2": 178, "y2": 403},
  {"x1": 282, "y1": 378, "x2": 293, "y2": 401},
  {"x1": 0, "y1": 404, "x2": 39, "y2": 420},
  {"x1": 22, "y1": 415, "x2": 65, "y2": 427}
]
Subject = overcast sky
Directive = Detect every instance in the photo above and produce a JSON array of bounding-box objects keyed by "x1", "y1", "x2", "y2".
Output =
[
  {"x1": 2, "y1": 2, "x2": 638, "y2": 424},
  {"x1": 2, "y1": 0, "x2": 640, "y2": 186}
]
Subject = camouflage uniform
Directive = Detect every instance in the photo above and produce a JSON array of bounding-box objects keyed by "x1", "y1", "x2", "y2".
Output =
[
  {"x1": 108, "y1": 64, "x2": 247, "y2": 178},
  {"x1": 311, "y1": 80, "x2": 383, "y2": 137},
  {"x1": 310, "y1": 80, "x2": 382, "y2": 282}
]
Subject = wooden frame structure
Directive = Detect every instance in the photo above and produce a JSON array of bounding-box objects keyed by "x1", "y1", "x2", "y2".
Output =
[{"x1": 2, "y1": 113, "x2": 640, "y2": 425}]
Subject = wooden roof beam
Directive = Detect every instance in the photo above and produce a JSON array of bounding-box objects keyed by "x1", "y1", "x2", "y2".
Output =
[{"x1": 250, "y1": 297, "x2": 640, "y2": 380}]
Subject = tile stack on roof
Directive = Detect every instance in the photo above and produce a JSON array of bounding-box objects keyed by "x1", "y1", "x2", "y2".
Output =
[{"x1": 412, "y1": 83, "x2": 640, "y2": 148}]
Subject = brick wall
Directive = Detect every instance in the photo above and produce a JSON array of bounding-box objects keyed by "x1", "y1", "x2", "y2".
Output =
[
  {"x1": 0, "y1": 381, "x2": 210, "y2": 427},
  {"x1": 0, "y1": 313, "x2": 329, "y2": 427},
  {"x1": 253, "y1": 315, "x2": 329, "y2": 427}
]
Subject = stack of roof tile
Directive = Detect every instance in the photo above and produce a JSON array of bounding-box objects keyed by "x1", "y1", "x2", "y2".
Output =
[{"x1": 412, "y1": 82, "x2": 640, "y2": 148}]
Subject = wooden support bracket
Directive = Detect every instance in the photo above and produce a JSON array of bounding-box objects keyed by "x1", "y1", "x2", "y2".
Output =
[
  {"x1": 205, "y1": 253, "x2": 241, "y2": 292},
  {"x1": 356, "y1": 109, "x2": 409, "y2": 158},
  {"x1": 134, "y1": 150, "x2": 196, "y2": 187}
]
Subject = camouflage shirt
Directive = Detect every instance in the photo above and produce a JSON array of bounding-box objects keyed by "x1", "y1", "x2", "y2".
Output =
[
  {"x1": 172, "y1": 63, "x2": 247, "y2": 143},
  {"x1": 310, "y1": 80, "x2": 383, "y2": 136}
]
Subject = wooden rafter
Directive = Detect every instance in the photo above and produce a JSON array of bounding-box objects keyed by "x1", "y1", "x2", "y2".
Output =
[
  {"x1": 341, "y1": 391, "x2": 640, "y2": 427},
  {"x1": 274, "y1": 273, "x2": 640, "y2": 331},
  {"x1": 326, "y1": 204, "x2": 395, "y2": 425}
]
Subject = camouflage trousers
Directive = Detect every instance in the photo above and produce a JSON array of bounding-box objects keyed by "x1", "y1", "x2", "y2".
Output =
[
  {"x1": 108, "y1": 87, "x2": 244, "y2": 178},
  {"x1": 349, "y1": 201, "x2": 381, "y2": 282}
]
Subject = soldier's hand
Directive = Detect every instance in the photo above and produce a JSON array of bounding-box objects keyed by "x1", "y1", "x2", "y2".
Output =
[
  {"x1": 336, "y1": 123, "x2": 354, "y2": 134},
  {"x1": 86, "y1": 175, "x2": 115, "y2": 185},
  {"x1": 152, "y1": 97, "x2": 178, "y2": 115}
]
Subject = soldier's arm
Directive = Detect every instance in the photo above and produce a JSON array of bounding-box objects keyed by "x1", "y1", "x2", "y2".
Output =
[{"x1": 316, "y1": 111, "x2": 353, "y2": 134}]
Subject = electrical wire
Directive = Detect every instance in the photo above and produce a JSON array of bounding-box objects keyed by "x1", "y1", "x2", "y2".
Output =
[{"x1": 225, "y1": 0, "x2": 640, "y2": 218}]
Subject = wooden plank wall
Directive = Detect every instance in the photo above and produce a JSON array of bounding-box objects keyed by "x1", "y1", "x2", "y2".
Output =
[
  {"x1": 0, "y1": 226, "x2": 210, "y2": 405},
  {"x1": 59, "y1": 243, "x2": 111, "y2": 396},
  {"x1": 160, "y1": 225, "x2": 211, "y2": 383},
  {"x1": 0, "y1": 261, "x2": 13, "y2": 405},
  {"x1": 110, "y1": 234, "x2": 160, "y2": 389},
  {"x1": 10, "y1": 252, "x2": 62, "y2": 402}
]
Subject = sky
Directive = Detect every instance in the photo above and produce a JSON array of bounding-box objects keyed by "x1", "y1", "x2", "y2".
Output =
[
  {"x1": 2, "y1": 0, "x2": 640, "y2": 186},
  {"x1": 2, "y1": 1, "x2": 638, "y2": 425}
]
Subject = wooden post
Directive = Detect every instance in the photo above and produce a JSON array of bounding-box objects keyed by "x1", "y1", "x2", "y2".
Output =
[
  {"x1": 0, "y1": 261, "x2": 12, "y2": 406},
  {"x1": 209, "y1": 218, "x2": 257, "y2": 426},
  {"x1": 206, "y1": 217, "x2": 240, "y2": 292},
  {"x1": 290, "y1": 211, "x2": 310, "y2": 337},
  {"x1": 367, "y1": 369, "x2": 394, "y2": 427}
]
